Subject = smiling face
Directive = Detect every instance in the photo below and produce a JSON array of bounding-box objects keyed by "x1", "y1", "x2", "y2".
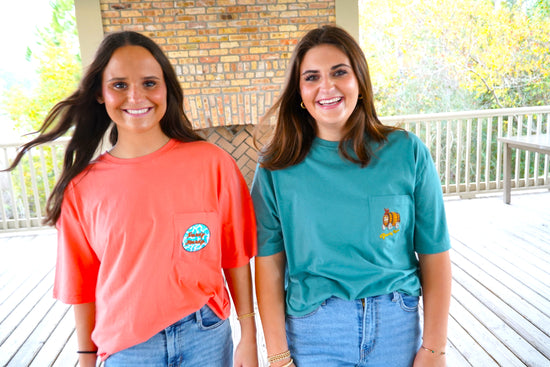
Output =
[
  {"x1": 100, "y1": 45, "x2": 167, "y2": 142},
  {"x1": 299, "y1": 44, "x2": 360, "y2": 141}
]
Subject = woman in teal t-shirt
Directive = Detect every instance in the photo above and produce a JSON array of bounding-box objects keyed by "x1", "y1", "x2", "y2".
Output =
[{"x1": 252, "y1": 25, "x2": 452, "y2": 367}]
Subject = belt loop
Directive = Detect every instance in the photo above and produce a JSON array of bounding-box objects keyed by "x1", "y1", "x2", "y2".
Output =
[
  {"x1": 195, "y1": 306, "x2": 202, "y2": 323},
  {"x1": 392, "y1": 291, "x2": 400, "y2": 302}
]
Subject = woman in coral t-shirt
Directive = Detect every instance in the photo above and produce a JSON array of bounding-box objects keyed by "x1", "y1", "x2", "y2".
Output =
[{"x1": 4, "y1": 31, "x2": 258, "y2": 367}]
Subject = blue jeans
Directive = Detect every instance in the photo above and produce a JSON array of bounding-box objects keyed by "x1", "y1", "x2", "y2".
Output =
[
  {"x1": 286, "y1": 292, "x2": 421, "y2": 366},
  {"x1": 104, "y1": 305, "x2": 233, "y2": 367}
]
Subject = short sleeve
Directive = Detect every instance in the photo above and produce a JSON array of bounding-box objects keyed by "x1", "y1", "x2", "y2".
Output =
[
  {"x1": 53, "y1": 182, "x2": 100, "y2": 304},
  {"x1": 412, "y1": 139, "x2": 452, "y2": 254},
  {"x1": 250, "y1": 164, "x2": 284, "y2": 256},
  {"x1": 219, "y1": 156, "x2": 257, "y2": 269}
]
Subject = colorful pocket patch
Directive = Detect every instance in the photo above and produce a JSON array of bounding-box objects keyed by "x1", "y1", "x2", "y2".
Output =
[{"x1": 182, "y1": 223, "x2": 210, "y2": 252}]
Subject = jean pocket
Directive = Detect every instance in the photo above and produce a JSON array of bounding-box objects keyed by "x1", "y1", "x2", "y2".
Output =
[
  {"x1": 394, "y1": 292, "x2": 419, "y2": 312},
  {"x1": 196, "y1": 305, "x2": 226, "y2": 330},
  {"x1": 286, "y1": 300, "x2": 326, "y2": 320}
]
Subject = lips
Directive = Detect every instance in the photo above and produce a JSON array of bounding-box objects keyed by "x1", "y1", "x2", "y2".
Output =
[
  {"x1": 317, "y1": 97, "x2": 342, "y2": 106},
  {"x1": 124, "y1": 107, "x2": 151, "y2": 115}
]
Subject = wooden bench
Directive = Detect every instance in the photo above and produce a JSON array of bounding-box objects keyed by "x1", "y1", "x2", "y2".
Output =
[{"x1": 498, "y1": 134, "x2": 550, "y2": 204}]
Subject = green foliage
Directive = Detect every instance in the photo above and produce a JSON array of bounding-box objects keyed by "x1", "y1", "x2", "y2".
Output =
[
  {"x1": 1, "y1": 0, "x2": 81, "y2": 133},
  {"x1": 360, "y1": 0, "x2": 550, "y2": 116}
]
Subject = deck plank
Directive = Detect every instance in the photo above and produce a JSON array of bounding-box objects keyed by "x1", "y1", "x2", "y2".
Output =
[
  {"x1": 452, "y1": 248, "x2": 550, "y2": 339},
  {"x1": 28, "y1": 304, "x2": 75, "y2": 367},
  {"x1": 445, "y1": 313, "x2": 498, "y2": 366},
  {"x1": 50, "y1": 329, "x2": 79, "y2": 367},
  {"x1": 0, "y1": 283, "x2": 57, "y2": 366},
  {"x1": 6, "y1": 299, "x2": 70, "y2": 367},
  {"x1": 449, "y1": 291, "x2": 525, "y2": 366},
  {"x1": 452, "y1": 265, "x2": 549, "y2": 364}
]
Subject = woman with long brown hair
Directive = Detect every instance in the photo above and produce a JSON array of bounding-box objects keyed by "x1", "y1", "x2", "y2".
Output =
[
  {"x1": 5, "y1": 31, "x2": 258, "y2": 367},
  {"x1": 252, "y1": 25, "x2": 451, "y2": 367}
]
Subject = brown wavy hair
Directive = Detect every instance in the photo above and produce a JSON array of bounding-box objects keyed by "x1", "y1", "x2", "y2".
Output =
[
  {"x1": 257, "y1": 25, "x2": 401, "y2": 170},
  {"x1": 2, "y1": 31, "x2": 203, "y2": 226}
]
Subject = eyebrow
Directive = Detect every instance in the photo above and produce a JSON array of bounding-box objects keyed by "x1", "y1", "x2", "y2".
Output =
[
  {"x1": 301, "y1": 63, "x2": 351, "y2": 75},
  {"x1": 106, "y1": 76, "x2": 162, "y2": 83}
]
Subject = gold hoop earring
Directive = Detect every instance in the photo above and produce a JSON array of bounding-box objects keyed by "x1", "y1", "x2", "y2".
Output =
[
  {"x1": 358, "y1": 94, "x2": 363, "y2": 100},
  {"x1": 300, "y1": 101, "x2": 306, "y2": 109}
]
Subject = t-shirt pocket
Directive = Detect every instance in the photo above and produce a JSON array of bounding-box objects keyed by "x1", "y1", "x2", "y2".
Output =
[
  {"x1": 172, "y1": 212, "x2": 220, "y2": 269},
  {"x1": 368, "y1": 195, "x2": 412, "y2": 249}
]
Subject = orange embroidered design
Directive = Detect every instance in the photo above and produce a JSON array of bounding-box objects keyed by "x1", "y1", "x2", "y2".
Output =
[{"x1": 380, "y1": 208, "x2": 401, "y2": 240}]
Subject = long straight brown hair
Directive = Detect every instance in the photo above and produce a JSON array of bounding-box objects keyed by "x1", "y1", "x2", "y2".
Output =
[
  {"x1": 258, "y1": 25, "x2": 401, "y2": 170},
  {"x1": 3, "y1": 31, "x2": 204, "y2": 226}
]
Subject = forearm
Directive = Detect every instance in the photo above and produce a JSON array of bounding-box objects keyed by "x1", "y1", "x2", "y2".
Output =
[
  {"x1": 224, "y1": 262, "x2": 259, "y2": 367},
  {"x1": 255, "y1": 252, "x2": 290, "y2": 364},
  {"x1": 419, "y1": 251, "x2": 452, "y2": 350},
  {"x1": 73, "y1": 302, "x2": 97, "y2": 367},
  {"x1": 224, "y1": 263, "x2": 257, "y2": 340}
]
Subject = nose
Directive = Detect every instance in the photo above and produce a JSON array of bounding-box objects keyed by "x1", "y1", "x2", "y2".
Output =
[
  {"x1": 127, "y1": 85, "x2": 143, "y2": 103},
  {"x1": 320, "y1": 75, "x2": 334, "y2": 90}
]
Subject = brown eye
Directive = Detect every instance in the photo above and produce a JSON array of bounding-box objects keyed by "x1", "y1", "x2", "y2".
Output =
[
  {"x1": 333, "y1": 69, "x2": 348, "y2": 77},
  {"x1": 144, "y1": 80, "x2": 157, "y2": 88},
  {"x1": 304, "y1": 74, "x2": 319, "y2": 82},
  {"x1": 113, "y1": 82, "x2": 127, "y2": 89}
]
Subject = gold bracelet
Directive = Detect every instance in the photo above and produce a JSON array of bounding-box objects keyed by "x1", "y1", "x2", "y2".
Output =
[
  {"x1": 237, "y1": 312, "x2": 255, "y2": 321},
  {"x1": 267, "y1": 350, "x2": 291, "y2": 363},
  {"x1": 421, "y1": 345, "x2": 446, "y2": 355},
  {"x1": 280, "y1": 358, "x2": 294, "y2": 367}
]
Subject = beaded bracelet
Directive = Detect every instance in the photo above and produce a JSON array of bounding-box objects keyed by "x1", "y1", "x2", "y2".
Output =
[
  {"x1": 421, "y1": 345, "x2": 446, "y2": 356},
  {"x1": 267, "y1": 350, "x2": 291, "y2": 363},
  {"x1": 237, "y1": 312, "x2": 255, "y2": 321}
]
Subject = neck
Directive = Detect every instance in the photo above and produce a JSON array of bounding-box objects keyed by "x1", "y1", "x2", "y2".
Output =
[{"x1": 109, "y1": 132, "x2": 171, "y2": 159}]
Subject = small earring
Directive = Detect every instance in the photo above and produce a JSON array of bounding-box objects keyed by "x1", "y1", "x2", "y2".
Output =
[
  {"x1": 358, "y1": 94, "x2": 363, "y2": 100},
  {"x1": 300, "y1": 101, "x2": 306, "y2": 109}
]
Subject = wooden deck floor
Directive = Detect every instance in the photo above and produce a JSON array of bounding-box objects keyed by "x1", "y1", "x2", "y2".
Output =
[{"x1": 0, "y1": 191, "x2": 549, "y2": 366}]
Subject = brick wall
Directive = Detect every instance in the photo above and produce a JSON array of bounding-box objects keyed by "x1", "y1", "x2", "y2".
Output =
[{"x1": 99, "y1": 0, "x2": 336, "y2": 129}]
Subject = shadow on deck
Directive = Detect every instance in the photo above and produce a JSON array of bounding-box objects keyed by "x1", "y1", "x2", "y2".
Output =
[{"x1": 0, "y1": 191, "x2": 549, "y2": 366}]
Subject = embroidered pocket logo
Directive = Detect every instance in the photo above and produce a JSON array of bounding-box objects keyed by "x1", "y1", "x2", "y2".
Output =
[
  {"x1": 380, "y1": 208, "x2": 400, "y2": 240},
  {"x1": 182, "y1": 223, "x2": 210, "y2": 252}
]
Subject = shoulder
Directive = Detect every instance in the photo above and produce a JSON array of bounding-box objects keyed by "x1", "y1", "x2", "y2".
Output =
[
  {"x1": 385, "y1": 130, "x2": 428, "y2": 153},
  {"x1": 175, "y1": 140, "x2": 228, "y2": 154},
  {"x1": 172, "y1": 140, "x2": 236, "y2": 163}
]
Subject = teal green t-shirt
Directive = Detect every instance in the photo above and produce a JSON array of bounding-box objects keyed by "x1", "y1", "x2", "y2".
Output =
[{"x1": 251, "y1": 131, "x2": 451, "y2": 316}]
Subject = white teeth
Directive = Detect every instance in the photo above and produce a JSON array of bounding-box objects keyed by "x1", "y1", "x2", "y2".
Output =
[
  {"x1": 318, "y1": 97, "x2": 342, "y2": 105},
  {"x1": 126, "y1": 108, "x2": 149, "y2": 115}
]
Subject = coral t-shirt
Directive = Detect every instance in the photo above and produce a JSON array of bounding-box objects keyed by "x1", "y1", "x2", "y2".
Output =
[{"x1": 53, "y1": 139, "x2": 257, "y2": 360}]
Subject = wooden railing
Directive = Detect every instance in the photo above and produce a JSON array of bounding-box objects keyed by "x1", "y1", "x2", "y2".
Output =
[
  {"x1": 1, "y1": 106, "x2": 549, "y2": 231},
  {"x1": 0, "y1": 139, "x2": 68, "y2": 231},
  {"x1": 381, "y1": 105, "x2": 550, "y2": 197}
]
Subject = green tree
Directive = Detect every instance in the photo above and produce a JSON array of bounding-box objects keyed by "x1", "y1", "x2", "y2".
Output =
[
  {"x1": 359, "y1": 0, "x2": 550, "y2": 116},
  {"x1": 2, "y1": 0, "x2": 81, "y2": 133}
]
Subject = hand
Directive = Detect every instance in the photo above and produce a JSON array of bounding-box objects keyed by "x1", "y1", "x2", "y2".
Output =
[
  {"x1": 413, "y1": 348, "x2": 446, "y2": 367},
  {"x1": 233, "y1": 339, "x2": 259, "y2": 367}
]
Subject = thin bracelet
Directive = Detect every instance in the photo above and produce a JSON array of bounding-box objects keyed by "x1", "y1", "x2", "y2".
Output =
[
  {"x1": 421, "y1": 345, "x2": 446, "y2": 355},
  {"x1": 280, "y1": 358, "x2": 294, "y2": 367},
  {"x1": 77, "y1": 350, "x2": 98, "y2": 354},
  {"x1": 237, "y1": 311, "x2": 255, "y2": 321},
  {"x1": 267, "y1": 350, "x2": 291, "y2": 363}
]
